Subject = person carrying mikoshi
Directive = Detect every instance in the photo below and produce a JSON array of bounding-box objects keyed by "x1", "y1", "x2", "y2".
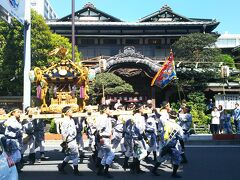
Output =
[
  {"x1": 95, "y1": 105, "x2": 115, "y2": 178},
  {"x1": 152, "y1": 101, "x2": 184, "y2": 178},
  {"x1": 58, "y1": 106, "x2": 81, "y2": 176},
  {"x1": 21, "y1": 107, "x2": 37, "y2": 165},
  {"x1": 4, "y1": 108, "x2": 24, "y2": 173},
  {"x1": 111, "y1": 105, "x2": 132, "y2": 153}
]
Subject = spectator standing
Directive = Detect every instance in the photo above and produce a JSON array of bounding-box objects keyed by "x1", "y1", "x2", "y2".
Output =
[
  {"x1": 222, "y1": 112, "x2": 233, "y2": 134},
  {"x1": 211, "y1": 107, "x2": 220, "y2": 134},
  {"x1": 114, "y1": 99, "x2": 122, "y2": 110},
  {"x1": 207, "y1": 99, "x2": 214, "y2": 114},
  {"x1": 218, "y1": 105, "x2": 224, "y2": 134},
  {"x1": 232, "y1": 103, "x2": 240, "y2": 134}
]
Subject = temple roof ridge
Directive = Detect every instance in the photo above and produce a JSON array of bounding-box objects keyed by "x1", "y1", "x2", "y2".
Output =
[
  {"x1": 83, "y1": 2, "x2": 96, "y2": 9},
  {"x1": 58, "y1": 3, "x2": 122, "y2": 22},
  {"x1": 160, "y1": 4, "x2": 172, "y2": 12},
  {"x1": 138, "y1": 4, "x2": 217, "y2": 23}
]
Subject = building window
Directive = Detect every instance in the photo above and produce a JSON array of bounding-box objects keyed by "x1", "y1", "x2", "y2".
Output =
[
  {"x1": 170, "y1": 39, "x2": 177, "y2": 45},
  {"x1": 125, "y1": 39, "x2": 139, "y2": 45},
  {"x1": 148, "y1": 39, "x2": 162, "y2": 45},
  {"x1": 103, "y1": 39, "x2": 117, "y2": 45},
  {"x1": 44, "y1": 0, "x2": 49, "y2": 7},
  {"x1": 80, "y1": 39, "x2": 95, "y2": 45}
]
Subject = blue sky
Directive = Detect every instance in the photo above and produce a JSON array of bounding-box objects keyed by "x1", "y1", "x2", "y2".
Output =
[{"x1": 49, "y1": 0, "x2": 239, "y2": 34}]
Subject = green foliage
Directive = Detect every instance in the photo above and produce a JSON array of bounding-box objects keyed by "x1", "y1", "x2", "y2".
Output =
[
  {"x1": 49, "y1": 33, "x2": 81, "y2": 63},
  {"x1": 0, "y1": 10, "x2": 81, "y2": 95},
  {"x1": 234, "y1": 46, "x2": 240, "y2": 68},
  {"x1": 31, "y1": 10, "x2": 81, "y2": 67},
  {"x1": 49, "y1": 119, "x2": 57, "y2": 134},
  {"x1": 31, "y1": 10, "x2": 52, "y2": 67},
  {"x1": 0, "y1": 18, "x2": 24, "y2": 95},
  {"x1": 172, "y1": 33, "x2": 238, "y2": 91},
  {"x1": 215, "y1": 54, "x2": 235, "y2": 68},
  {"x1": 186, "y1": 92, "x2": 211, "y2": 125},
  {"x1": 89, "y1": 73, "x2": 134, "y2": 104},
  {"x1": 173, "y1": 33, "x2": 220, "y2": 62}
]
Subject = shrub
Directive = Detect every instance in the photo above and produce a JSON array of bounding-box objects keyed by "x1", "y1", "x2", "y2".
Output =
[{"x1": 49, "y1": 119, "x2": 57, "y2": 134}]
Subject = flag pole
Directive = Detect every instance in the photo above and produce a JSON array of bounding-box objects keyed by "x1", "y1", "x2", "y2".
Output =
[
  {"x1": 71, "y1": 0, "x2": 75, "y2": 62},
  {"x1": 176, "y1": 78, "x2": 182, "y2": 102}
]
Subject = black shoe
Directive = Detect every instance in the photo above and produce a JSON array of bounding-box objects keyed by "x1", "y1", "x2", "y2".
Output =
[
  {"x1": 21, "y1": 158, "x2": 27, "y2": 164},
  {"x1": 41, "y1": 156, "x2": 49, "y2": 161},
  {"x1": 144, "y1": 156, "x2": 151, "y2": 163},
  {"x1": 79, "y1": 151, "x2": 88, "y2": 158},
  {"x1": 122, "y1": 163, "x2": 129, "y2": 171},
  {"x1": 40, "y1": 152, "x2": 49, "y2": 161},
  {"x1": 151, "y1": 170, "x2": 160, "y2": 176},
  {"x1": 28, "y1": 153, "x2": 36, "y2": 165},
  {"x1": 97, "y1": 165, "x2": 104, "y2": 176},
  {"x1": 74, "y1": 171, "x2": 82, "y2": 176},
  {"x1": 73, "y1": 165, "x2": 82, "y2": 176},
  {"x1": 57, "y1": 163, "x2": 67, "y2": 175},
  {"x1": 16, "y1": 162, "x2": 23, "y2": 173}
]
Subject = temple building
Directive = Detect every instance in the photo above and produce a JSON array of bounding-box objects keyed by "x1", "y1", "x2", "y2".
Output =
[{"x1": 47, "y1": 3, "x2": 220, "y2": 106}]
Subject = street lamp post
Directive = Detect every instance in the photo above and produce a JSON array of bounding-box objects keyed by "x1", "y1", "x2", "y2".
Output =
[
  {"x1": 72, "y1": 0, "x2": 75, "y2": 62},
  {"x1": 23, "y1": 0, "x2": 31, "y2": 110}
]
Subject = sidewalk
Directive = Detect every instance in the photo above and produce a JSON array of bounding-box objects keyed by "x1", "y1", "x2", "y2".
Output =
[{"x1": 186, "y1": 134, "x2": 240, "y2": 145}]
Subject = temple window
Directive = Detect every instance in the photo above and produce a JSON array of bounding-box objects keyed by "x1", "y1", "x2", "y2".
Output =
[
  {"x1": 125, "y1": 39, "x2": 140, "y2": 45},
  {"x1": 102, "y1": 39, "x2": 117, "y2": 45}
]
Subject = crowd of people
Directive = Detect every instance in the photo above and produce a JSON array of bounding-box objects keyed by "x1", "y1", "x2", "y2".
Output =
[
  {"x1": 0, "y1": 98, "x2": 240, "y2": 178},
  {"x1": 57, "y1": 101, "x2": 193, "y2": 178},
  {"x1": 0, "y1": 101, "x2": 193, "y2": 178},
  {"x1": 0, "y1": 107, "x2": 48, "y2": 173},
  {"x1": 209, "y1": 102, "x2": 240, "y2": 134}
]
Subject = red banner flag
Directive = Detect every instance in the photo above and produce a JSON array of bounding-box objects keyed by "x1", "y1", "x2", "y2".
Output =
[{"x1": 151, "y1": 51, "x2": 177, "y2": 88}]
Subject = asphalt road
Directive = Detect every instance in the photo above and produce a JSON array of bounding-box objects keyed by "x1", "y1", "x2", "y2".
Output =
[{"x1": 19, "y1": 145, "x2": 240, "y2": 180}]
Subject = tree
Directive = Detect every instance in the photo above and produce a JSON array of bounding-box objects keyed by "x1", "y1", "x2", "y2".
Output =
[
  {"x1": 233, "y1": 47, "x2": 240, "y2": 69},
  {"x1": 185, "y1": 92, "x2": 210, "y2": 125},
  {"x1": 31, "y1": 10, "x2": 81, "y2": 67},
  {"x1": 172, "y1": 33, "x2": 221, "y2": 62},
  {"x1": 0, "y1": 19, "x2": 24, "y2": 95},
  {"x1": 89, "y1": 73, "x2": 134, "y2": 104},
  {"x1": 215, "y1": 54, "x2": 235, "y2": 68},
  {"x1": 0, "y1": 10, "x2": 81, "y2": 95},
  {"x1": 49, "y1": 33, "x2": 81, "y2": 64},
  {"x1": 172, "y1": 33, "x2": 237, "y2": 92}
]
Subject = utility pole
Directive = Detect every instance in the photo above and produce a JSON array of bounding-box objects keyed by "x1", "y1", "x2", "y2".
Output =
[
  {"x1": 23, "y1": 0, "x2": 31, "y2": 110},
  {"x1": 72, "y1": 0, "x2": 75, "y2": 62}
]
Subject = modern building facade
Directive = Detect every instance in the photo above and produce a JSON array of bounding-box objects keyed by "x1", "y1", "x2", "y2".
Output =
[
  {"x1": 31, "y1": 0, "x2": 57, "y2": 20},
  {"x1": 216, "y1": 32, "x2": 240, "y2": 49},
  {"x1": 47, "y1": 3, "x2": 221, "y2": 106}
]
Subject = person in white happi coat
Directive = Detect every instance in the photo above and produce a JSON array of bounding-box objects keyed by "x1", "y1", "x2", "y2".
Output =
[
  {"x1": 32, "y1": 108, "x2": 48, "y2": 161},
  {"x1": 111, "y1": 105, "x2": 129, "y2": 152},
  {"x1": 95, "y1": 105, "x2": 115, "y2": 178},
  {"x1": 4, "y1": 108, "x2": 23, "y2": 172},
  {"x1": 130, "y1": 104, "x2": 147, "y2": 173},
  {"x1": 86, "y1": 111, "x2": 97, "y2": 151},
  {"x1": 152, "y1": 102, "x2": 184, "y2": 178},
  {"x1": 178, "y1": 106, "x2": 192, "y2": 163},
  {"x1": 58, "y1": 106, "x2": 81, "y2": 176},
  {"x1": 144, "y1": 115, "x2": 158, "y2": 162},
  {"x1": 21, "y1": 107, "x2": 36, "y2": 165}
]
